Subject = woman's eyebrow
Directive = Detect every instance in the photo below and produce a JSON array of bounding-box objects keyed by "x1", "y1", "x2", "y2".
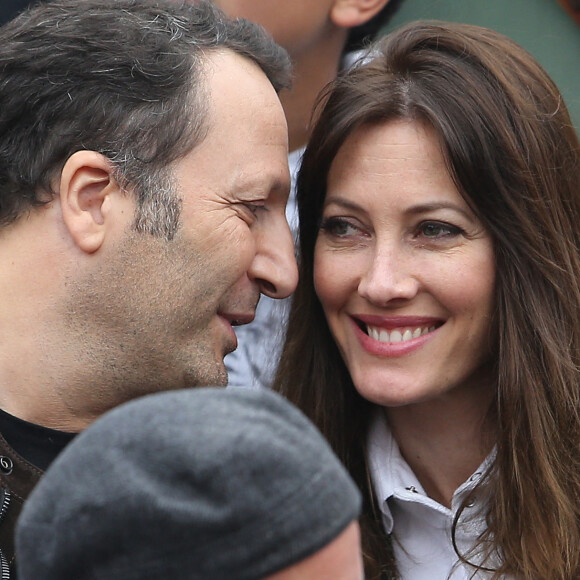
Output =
[
  {"x1": 405, "y1": 202, "x2": 475, "y2": 222},
  {"x1": 324, "y1": 197, "x2": 475, "y2": 222}
]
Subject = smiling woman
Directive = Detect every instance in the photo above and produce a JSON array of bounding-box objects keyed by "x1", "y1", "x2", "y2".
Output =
[
  {"x1": 315, "y1": 120, "x2": 496, "y2": 415},
  {"x1": 273, "y1": 20, "x2": 580, "y2": 580}
]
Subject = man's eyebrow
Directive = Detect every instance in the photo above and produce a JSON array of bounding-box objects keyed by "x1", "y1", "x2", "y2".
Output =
[{"x1": 237, "y1": 175, "x2": 290, "y2": 197}]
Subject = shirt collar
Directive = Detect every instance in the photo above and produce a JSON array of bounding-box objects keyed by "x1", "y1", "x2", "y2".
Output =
[
  {"x1": 367, "y1": 408, "x2": 495, "y2": 534},
  {"x1": 367, "y1": 408, "x2": 414, "y2": 533}
]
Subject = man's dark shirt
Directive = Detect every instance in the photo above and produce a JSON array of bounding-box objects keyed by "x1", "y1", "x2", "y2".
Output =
[
  {"x1": 0, "y1": 409, "x2": 75, "y2": 577},
  {"x1": 0, "y1": 0, "x2": 42, "y2": 27}
]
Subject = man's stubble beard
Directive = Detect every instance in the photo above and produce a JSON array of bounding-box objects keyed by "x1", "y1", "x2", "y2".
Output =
[{"x1": 56, "y1": 227, "x2": 228, "y2": 419}]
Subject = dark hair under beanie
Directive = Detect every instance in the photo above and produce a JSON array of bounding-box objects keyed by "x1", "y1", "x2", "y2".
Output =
[{"x1": 15, "y1": 387, "x2": 361, "y2": 580}]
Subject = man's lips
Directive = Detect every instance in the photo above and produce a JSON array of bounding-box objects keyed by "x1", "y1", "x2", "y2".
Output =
[
  {"x1": 218, "y1": 312, "x2": 256, "y2": 349},
  {"x1": 219, "y1": 312, "x2": 255, "y2": 327}
]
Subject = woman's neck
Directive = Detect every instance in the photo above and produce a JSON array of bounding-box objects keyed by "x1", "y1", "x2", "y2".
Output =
[{"x1": 385, "y1": 379, "x2": 496, "y2": 508}]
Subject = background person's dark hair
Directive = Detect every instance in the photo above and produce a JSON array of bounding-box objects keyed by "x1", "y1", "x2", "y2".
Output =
[
  {"x1": 0, "y1": 0, "x2": 291, "y2": 237},
  {"x1": 274, "y1": 20, "x2": 580, "y2": 580},
  {"x1": 345, "y1": 0, "x2": 406, "y2": 52}
]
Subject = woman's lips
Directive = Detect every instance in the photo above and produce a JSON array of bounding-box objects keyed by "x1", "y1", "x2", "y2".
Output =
[
  {"x1": 351, "y1": 315, "x2": 443, "y2": 356},
  {"x1": 366, "y1": 324, "x2": 437, "y2": 343}
]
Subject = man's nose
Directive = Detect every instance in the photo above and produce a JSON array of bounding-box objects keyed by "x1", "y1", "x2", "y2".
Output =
[{"x1": 250, "y1": 220, "x2": 298, "y2": 299}]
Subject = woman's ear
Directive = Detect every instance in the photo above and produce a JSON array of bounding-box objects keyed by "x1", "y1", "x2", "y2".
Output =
[
  {"x1": 330, "y1": 0, "x2": 392, "y2": 29},
  {"x1": 58, "y1": 150, "x2": 123, "y2": 254}
]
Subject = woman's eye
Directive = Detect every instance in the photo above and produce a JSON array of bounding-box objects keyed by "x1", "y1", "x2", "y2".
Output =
[
  {"x1": 319, "y1": 217, "x2": 359, "y2": 237},
  {"x1": 418, "y1": 221, "x2": 462, "y2": 239}
]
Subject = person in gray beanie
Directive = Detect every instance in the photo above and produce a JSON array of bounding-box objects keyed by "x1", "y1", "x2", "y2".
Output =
[{"x1": 15, "y1": 387, "x2": 363, "y2": 580}]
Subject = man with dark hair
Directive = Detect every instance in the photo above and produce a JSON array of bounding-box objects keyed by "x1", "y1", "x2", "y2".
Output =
[{"x1": 0, "y1": 0, "x2": 297, "y2": 573}]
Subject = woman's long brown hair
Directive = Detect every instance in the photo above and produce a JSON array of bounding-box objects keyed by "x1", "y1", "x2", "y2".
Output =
[{"x1": 274, "y1": 21, "x2": 580, "y2": 580}]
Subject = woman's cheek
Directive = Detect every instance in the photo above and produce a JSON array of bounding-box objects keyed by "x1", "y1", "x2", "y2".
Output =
[{"x1": 314, "y1": 244, "x2": 357, "y2": 310}]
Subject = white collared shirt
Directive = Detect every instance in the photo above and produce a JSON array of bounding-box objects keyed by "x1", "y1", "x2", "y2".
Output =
[{"x1": 367, "y1": 410, "x2": 508, "y2": 580}]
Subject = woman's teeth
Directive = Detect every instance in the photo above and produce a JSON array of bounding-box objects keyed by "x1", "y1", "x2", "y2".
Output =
[{"x1": 366, "y1": 325, "x2": 436, "y2": 343}]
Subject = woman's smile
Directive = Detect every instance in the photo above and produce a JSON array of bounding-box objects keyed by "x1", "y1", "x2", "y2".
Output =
[{"x1": 314, "y1": 120, "x2": 496, "y2": 408}]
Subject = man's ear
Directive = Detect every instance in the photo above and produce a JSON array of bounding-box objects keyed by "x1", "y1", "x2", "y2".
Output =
[
  {"x1": 59, "y1": 150, "x2": 124, "y2": 254},
  {"x1": 330, "y1": 0, "x2": 391, "y2": 29}
]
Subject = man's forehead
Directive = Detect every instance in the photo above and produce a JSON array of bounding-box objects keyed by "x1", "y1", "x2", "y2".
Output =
[
  {"x1": 195, "y1": 51, "x2": 289, "y2": 169},
  {"x1": 204, "y1": 49, "x2": 280, "y2": 104},
  {"x1": 199, "y1": 51, "x2": 286, "y2": 133},
  {"x1": 232, "y1": 169, "x2": 291, "y2": 200}
]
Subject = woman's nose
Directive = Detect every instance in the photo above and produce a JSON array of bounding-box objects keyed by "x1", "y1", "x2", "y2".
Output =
[{"x1": 357, "y1": 246, "x2": 420, "y2": 306}]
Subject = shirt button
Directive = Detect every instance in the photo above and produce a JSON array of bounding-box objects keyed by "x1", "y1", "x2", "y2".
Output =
[{"x1": 0, "y1": 457, "x2": 13, "y2": 475}]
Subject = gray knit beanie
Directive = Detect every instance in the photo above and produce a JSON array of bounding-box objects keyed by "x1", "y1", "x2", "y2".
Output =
[{"x1": 15, "y1": 387, "x2": 361, "y2": 580}]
